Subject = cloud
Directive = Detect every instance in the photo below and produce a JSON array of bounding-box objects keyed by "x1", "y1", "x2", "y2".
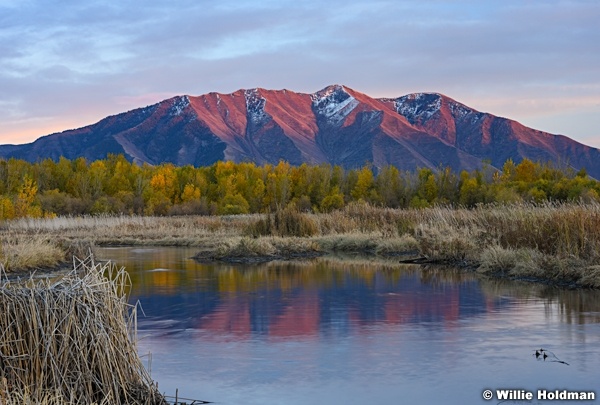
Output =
[{"x1": 0, "y1": 0, "x2": 599, "y2": 146}]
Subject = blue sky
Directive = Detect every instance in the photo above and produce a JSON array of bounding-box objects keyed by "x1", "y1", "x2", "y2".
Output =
[{"x1": 1, "y1": 0, "x2": 599, "y2": 146}]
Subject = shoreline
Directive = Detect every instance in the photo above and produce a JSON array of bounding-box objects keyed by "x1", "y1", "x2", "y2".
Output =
[
  {"x1": 2, "y1": 203, "x2": 600, "y2": 288},
  {"x1": 3, "y1": 240, "x2": 595, "y2": 289}
]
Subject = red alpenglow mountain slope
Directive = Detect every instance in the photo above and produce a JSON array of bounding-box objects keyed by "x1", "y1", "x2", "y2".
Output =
[{"x1": 1, "y1": 85, "x2": 598, "y2": 177}]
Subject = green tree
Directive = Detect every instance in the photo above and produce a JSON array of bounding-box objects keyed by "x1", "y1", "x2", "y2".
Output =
[
  {"x1": 218, "y1": 193, "x2": 250, "y2": 215},
  {"x1": 320, "y1": 186, "x2": 345, "y2": 212},
  {"x1": 459, "y1": 171, "x2": 482, "y2": 207},
  {"x1": 376, "y1": 166, "x2": 404, "y2": 208}
]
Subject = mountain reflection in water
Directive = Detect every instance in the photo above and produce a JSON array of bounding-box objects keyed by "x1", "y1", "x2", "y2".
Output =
[
  {"x1": 97, "y1": 247, "x2": 600, "y2": 405},
  {"x1": 127, "y1": 257, "x2": 507, "y2": 337}
]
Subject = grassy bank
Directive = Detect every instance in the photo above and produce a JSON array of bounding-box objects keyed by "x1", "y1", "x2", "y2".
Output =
[
  {"x1": 0, "y1": 257, "x2": 165, "y2": 404},
  {"x1": 2, "y1": 202, "x2": 600, "y2": 287}
]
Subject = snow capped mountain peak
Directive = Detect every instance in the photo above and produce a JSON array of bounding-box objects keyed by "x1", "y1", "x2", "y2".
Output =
[
  {"x1": 393, "y1": 93, "x2": 443, "y2": 124},
  {"x1": 312, "y1": 84, "x2": 347, "y2": 99},
  {"x1": 311, "y1": 84, "x2": 358, "y2": 125},
  {"x1": 245, "y1": 88, "x2": 269, "y2": 125},
  {"x1": 391, "y1": 92, "x2": 484, "y2": 125},
  {"x1": 170, "y1": 96, "x2": 190, "y2": 116}
]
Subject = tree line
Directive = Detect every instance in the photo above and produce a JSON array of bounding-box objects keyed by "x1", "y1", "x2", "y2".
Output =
[{"x1": 0, "y1": 155, "x2": 598, "y2": 219}]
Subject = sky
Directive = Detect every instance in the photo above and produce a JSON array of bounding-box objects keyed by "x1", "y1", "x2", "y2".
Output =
[{"x1": 1, "y1": 0, "x2": 599, "y2": 147}]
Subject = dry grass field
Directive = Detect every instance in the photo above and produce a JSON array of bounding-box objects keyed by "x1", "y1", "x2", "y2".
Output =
[{"x1": 2, "y1": 202, "x2": 600, "y2": 287}]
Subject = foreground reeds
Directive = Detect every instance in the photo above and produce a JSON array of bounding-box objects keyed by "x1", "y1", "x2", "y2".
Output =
[
  {"x1": 2, "y1": 202, "x2": 600, "y2": 287},
  {"x1": 0, "y1": 256, "x2": 165, "y2": 405}
]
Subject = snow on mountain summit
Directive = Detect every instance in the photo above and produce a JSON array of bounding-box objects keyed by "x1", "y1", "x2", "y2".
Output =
[
  {"x1": 393, "y1": 93, "x2": 442, "y2": 124},
  {"x1": 393, "y1": 93, "x2": 484, "y2": 125},
  {"x1": 244, "y1": 88, "x2": 269, "y2": 126},
  {"x1": 170, "y1": 96, "x2": 190, "y2": 116},
  {"x1": 311, "y1": 84, "x2": 359, "y2": 125}
]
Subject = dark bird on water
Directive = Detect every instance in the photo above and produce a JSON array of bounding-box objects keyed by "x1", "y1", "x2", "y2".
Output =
[{"x1": 533, "y1": 348, "x2": 569, "y2": 365}]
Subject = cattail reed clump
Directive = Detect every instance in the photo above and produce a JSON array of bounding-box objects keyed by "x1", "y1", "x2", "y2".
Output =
[{"x1": 0, "y1": 256, "x2": 166, "y2": 405}]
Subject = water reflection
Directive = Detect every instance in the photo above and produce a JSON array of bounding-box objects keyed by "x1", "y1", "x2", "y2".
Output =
[
  {"x1": 121, "y1": 256, "x2": 512, "y2": 338},
  {"x1": 474, "y1": 272, "x2": 600, "y2": 325},
  {"x1": 96, "y1": 247, "x2": 600, "y2": 405},
  {"x1": 109, "y1": 248, "x2": 600, "y2": 333}
]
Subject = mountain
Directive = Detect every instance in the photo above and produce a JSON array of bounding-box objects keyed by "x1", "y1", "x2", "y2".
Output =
[
  {"x1": 388, "y1": 92, "x2": 600, "y2": 176},
  {"x1": 2, "y1": 85, "x2": 599, "y2": 177}
]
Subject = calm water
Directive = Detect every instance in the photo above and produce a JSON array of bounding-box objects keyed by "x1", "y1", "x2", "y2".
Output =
[{"x1": 96, "y1": 247, "x2": 600, "y2": 404}]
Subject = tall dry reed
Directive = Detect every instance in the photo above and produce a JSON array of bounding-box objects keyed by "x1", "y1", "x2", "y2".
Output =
[{"x1": 0, "y1": 256, "x2": 165, "y2": 405}]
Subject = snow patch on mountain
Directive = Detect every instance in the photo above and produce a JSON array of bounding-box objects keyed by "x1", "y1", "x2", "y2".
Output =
[
  {"x1": 448, "y1": 101, "x2": 474, "y2": 120},
  {"x1": 170, "y1": 96, "x2": 190, "y2": 116},
  {"x1": 139, "y1": 105, "x2": 157, "y2": 116},
  {"x1": 445, "y1": 99, "x2": 487, "y2": 124},
  {"x1": 311, "y1": 85, "x2": 359, "y2": 125},
  {"x1": 470, "y1": 113, "x2": 485, "y2": 124},
  {"x1": 245, "y1": 89, "x2": 269, "y2": 125},
  {"x1": 394, "y1": 93, "x2": 442, "y2": 123}
]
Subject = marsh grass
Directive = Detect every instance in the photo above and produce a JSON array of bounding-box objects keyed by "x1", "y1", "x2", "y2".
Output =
[
  {"x1": 196, "y1": 236, "x2": 321, "y2": 262},
  {"x1": 0, "y1": 256, "x2": 165, "y2": 405},
  {"x1": 0, "y1": 235, "x2": 65, "y2": 271},
  {"x1": 5, "y1": 214, "x2": 253, "y2": 243},
  {"x1": 3, "y1": 202, "x2": 600, "y2": 286},
  {"x1": 216, "y1": 237, "x2": 277, "y2": 258},
  {"x1": 244, "y1": 207, "x2": 319, "y2": 237}
]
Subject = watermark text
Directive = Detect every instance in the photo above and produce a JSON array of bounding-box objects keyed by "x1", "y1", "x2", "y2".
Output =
[{"x1": 482, "y1": 389, "x2": 596, "y2": 401}]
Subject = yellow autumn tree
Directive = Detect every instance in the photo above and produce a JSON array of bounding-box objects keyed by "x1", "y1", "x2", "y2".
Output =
[
  {"x1": 181, "y1": 183, "x2": 201, "y2": 203},
  {"x1": 264, "y1": 162, "x2": 291, "y2": 209},
  {"x1": 0, "y1": 196, "x2": 15, "y2": 220},
  {"x1": 149, "y1": 165, "x2": 177, "y2": 201},
  {"x1": 514, "y1": 158, "x2": 537, "y2": 183},
  {"x1": 351, "y1": 166, "x2": 374, "y2": 201},
  {"x1": 14, "y1": 176, "x2": 42, "y2": 218}
]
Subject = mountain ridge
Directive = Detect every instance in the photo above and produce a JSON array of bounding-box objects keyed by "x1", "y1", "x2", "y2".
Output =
[{"x1": 1, "y1": 84, "x2": 599, "y2": 178}]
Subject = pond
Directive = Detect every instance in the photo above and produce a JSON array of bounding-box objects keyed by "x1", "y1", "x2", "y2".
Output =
[{"x1": 96, "y1": 247, "x2": 600, "y2": 405}]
